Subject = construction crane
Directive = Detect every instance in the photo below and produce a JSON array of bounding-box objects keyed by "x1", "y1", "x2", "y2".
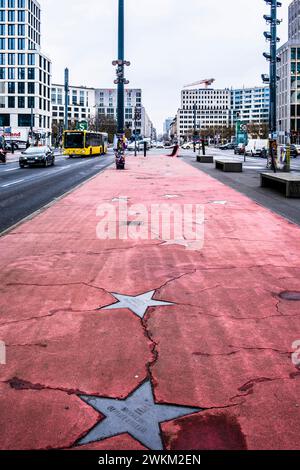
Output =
[{"x1": 183, "y1": 78, "x2": 215, "y2": 89}]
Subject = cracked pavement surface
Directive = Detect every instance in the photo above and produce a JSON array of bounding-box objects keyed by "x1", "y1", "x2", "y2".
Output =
[{"x1": 0, "y1": 155, "x2": 300, "y2": 450}]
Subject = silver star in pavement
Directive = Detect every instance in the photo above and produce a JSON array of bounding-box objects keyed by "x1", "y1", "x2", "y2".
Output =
[
  {"x1": 102, "y1": 290, "x2": 174, "y2": 319},
  {"x1": 77, "y1": 381, "x2": 201, "y2": 450}
]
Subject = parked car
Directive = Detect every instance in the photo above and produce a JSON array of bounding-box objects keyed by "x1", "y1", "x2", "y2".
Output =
[
  {"x1": 219, "y1": 143, "x2": 235, "y2": 150},
  {"x1": 234, "y1": 144, "x2": 245, "y2": 155},
  {"x1": 181, "y1": 142, "x2": 193, "y2": 150},
  {"x1": 19, "y1": 146, "x2": 55, "y2": 168},
  {"x1": 127, "y1": 142, "x2": 137, "y2": 151},
  {"x1": 156, "y1": 142, "x2": 164, "y2": 149}
]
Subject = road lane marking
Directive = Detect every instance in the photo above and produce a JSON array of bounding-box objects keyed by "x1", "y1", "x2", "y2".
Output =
[{"x1": 1, "y1": 179, "x2": 25, "y2": 188}]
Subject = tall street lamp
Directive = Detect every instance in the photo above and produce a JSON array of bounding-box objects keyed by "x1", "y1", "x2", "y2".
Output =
[
  {"x1": 262, "y1": 0, "x2": 282, "y2": 172},
  {"x1": 64, "y1": 68, "x2": 69, "y2": 131},
  {"x1": 113, "y1": 0, "x2": 130, "y2": 135}
]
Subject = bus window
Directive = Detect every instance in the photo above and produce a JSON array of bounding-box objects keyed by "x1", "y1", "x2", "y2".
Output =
[{"x1": 64, "y1": 132, "x2": 84, "y2": 149}]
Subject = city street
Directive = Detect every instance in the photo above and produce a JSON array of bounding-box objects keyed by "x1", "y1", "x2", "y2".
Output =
[{"x1": 0, "y1": 151, "x2": 114, "y2": 234}]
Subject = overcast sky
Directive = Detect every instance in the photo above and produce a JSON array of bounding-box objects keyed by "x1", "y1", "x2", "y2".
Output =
[{"x1": 42, "y1": 0, "x2": 289, "y2": 133}]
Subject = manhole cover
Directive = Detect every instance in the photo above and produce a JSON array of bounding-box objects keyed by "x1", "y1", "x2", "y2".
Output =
[{"x1": 279, "y1": 291, "x2": 300, "y2": 301}]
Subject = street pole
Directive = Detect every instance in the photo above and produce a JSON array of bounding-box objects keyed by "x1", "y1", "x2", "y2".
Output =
[
  {"x1": 64, "y1": 68, "x2": 69, "y2": 131},
  {"x1": 30, "y1": 106, "x2": 34, "y2": 145},
  {"x1": 117, "y1": 0, "x2": 125, "y2": 134},
  {"x1": 263, "y1": 0, "x2": 282, "y2": 172},
  {"x1": 193, "y1": 103, "x2": 197, "y2": 153}
]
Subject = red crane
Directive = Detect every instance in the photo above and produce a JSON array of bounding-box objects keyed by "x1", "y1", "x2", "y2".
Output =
[{"x1": 183, "y1": 79, "x2": 215, "y2": 89}]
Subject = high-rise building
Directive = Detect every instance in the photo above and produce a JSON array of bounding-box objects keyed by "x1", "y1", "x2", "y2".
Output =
[
  {"x1": 0, "y1": 0, "x2": 52, "y2": 142},
  {"x1": 177, "y1": 87, "x2": 231, "y2": 139},
  {"x1": 289, "y1": 0, "x2": 300, "y2": 40},
  {"x1": 95, "y1": 88, "x2": 155, "y2": 138},
  {"x1": 51, "y1": 84, "x2": 96, "y2": 128},
  {"x1": 230, "y1": 87, "x2": 269, "y2": 126}
]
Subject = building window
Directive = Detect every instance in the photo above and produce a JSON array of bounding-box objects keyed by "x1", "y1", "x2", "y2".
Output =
[
  {"x1": 18, "y1": 24, "x2": 25, "y2": 36},
  {"x1": 18, "y1": 67, "x2": 25, "y2": 79},
  {"x1": 18, "y1": 10, "x2": 25, "y2": 22},
  {"x1": 8, "y1": 24, "x2": 15, "y2": 36},
  {"x1": 8, "y1": 68, "x2": 15, "y2": 79},
  {"x1": 18, "y1": 38, "x2": 25, "y2": 50},
  {"x1": 18, "y1": 114, "x2": 31, "y2": 127},
  {"x1": 0, "y1": 38, "x2": 5, "y2": 49},
  {"x1": 0, "y1": 53, "x2": 4, "y2": 64},
  {"x1": 0, "y1": 114, "x2": 10, "y2": 126},
  {"x1": 18, "y1": 96, "x2": 25, "y2": 108},
  {"x1": 8, "y1": 82, "x2": 15, "y2": 94},
  {"x1": 0, "y1": 24, "x2": 5, "y2": 35},
  {"x1": 8, "y1": 10, "x2": 15, "y2": 22},
  {"x1": 18, "y1": 53, "x2": 25, "y2": 65},
  {"x1": 18, "y1": 82, "x2": 25, "y2": 94},
  {"x1": 28, "y1": 82, "x2": 35, "y2": 94},
  {"x1": 28, "y1": 97, "x2": 35, "y2": 109},
  {"x1": 8, "y1": 53, "x2": 15, "y2": 65},
  {"x1": 28, "y1": 68, "x2": 35, "y2": 80},
  {"x1": 8, "y1": 96, "x2": 15, "y2": 108},
  {"x1": 0, "y1": 67, "x2": 4, "y2": 79},
  {"x1": 28, "y1": 53, "x2": 35, "y2": 65},
  {"x1": 8, "y1": 38, "x2": 15, "y2": 50}
]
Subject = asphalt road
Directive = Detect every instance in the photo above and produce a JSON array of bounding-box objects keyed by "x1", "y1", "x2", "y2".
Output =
[
  {"x1": 181, "y1": 147, "x2": 300, "y2": 226},
  {"x1": 0, "y1": 151, "x2": 114, "y2": 234}
]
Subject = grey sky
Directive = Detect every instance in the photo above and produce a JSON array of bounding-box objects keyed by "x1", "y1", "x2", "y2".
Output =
[{"x1": 42, "y1": 0, "x2": 289, "y2": 133}]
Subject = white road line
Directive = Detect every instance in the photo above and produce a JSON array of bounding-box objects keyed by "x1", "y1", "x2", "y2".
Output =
[{"x1": 1, "y1": 179, "x2": 24, "y2": 188}]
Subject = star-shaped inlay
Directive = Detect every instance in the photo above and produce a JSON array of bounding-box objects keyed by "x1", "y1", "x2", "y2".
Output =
[
  {"x1": 102, "y1": 290, "x2": 174, "y2": 319},
  {"x1": 77, "y1": 381, "x2": 201, "y2": 450}
]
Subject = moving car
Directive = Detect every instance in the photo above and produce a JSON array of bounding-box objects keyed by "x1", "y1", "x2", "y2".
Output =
[{"x1": 19, "y1": 146, "x2": 55, "y2": 168}]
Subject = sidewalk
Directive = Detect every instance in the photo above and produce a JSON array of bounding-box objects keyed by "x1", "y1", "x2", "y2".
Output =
[{"x1": 0, "y1": 154, "x2": 300, "y2": 450}]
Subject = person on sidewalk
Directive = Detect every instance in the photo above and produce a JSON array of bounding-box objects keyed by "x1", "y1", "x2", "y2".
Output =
[{"x1": 167, "y1": 143, "x2": 179, "y2": 157}]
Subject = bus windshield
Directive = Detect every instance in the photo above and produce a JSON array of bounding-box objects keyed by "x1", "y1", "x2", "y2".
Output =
[{"x1": 64, "y1": 132, "x2": 84, "y2": 149}]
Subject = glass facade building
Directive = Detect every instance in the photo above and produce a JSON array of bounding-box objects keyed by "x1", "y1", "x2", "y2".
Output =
[{"x1": 0, "y1": 0, "x2": 51, "y2": 137}]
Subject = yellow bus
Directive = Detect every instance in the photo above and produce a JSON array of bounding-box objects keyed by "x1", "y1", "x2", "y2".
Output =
[{"x1": 63, "y1": 130, "x2": 108, "y2": 157}]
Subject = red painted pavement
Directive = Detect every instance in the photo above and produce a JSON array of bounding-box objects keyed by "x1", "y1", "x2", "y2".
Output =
[{"x1": 0, "y1": 154, "x2": 300, "y2": 449}]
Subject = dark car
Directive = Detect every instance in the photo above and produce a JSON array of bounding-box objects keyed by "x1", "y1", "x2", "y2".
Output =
[
  {"x1": 19, "y1": 146, "x2": 55, "y2": 168},
  {"x1": 234, "y1": 144, "x2": 245, "y2": 155},
  {"x1": 219, "y1": 143, "x2": 235, "y2": 150}
]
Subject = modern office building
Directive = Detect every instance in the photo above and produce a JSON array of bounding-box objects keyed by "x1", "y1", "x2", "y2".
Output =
[
  {"x1": 230, "y1": 87, "x2": 269, "y2": 126},
  {"x1": 51, "y1": 84, "x2": 96, "y2": 128},
  {"x1": 95, "y1": 88, "x2": 155, "y2": 138},
  {"x1": 277, "y1": 40, "x2": 300, "y2": 144},
  {"x1": 0, "y1": 0, "x2": 51, "y2": 142},
  {"x1": 177, "y1": 87, "x2": 231, "y2": 139},
  {"x1": 289, "y1": 0, "x2": 300, "y2": 41}
]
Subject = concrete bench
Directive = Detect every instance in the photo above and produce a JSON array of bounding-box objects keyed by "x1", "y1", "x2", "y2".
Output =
[
  {"x1": 215, "y1": 159, "x2": 243, "y2": 173},
  {"x1": 260, "y1": 172, "x2": 300, "y2": 198},
  {"x1": 197, "y1": 155, "x2": 214, "y2": 163}
]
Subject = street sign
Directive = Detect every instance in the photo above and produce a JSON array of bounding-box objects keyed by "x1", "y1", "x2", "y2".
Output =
[{"x1": 77, "y1": 121, "x2": 88, "y2": 131}]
